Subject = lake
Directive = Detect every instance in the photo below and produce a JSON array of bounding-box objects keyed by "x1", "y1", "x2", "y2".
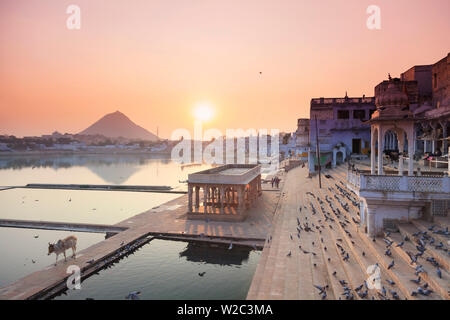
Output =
[{"x1": 0, "y1": 154, "x2": 259, "y2": 298}]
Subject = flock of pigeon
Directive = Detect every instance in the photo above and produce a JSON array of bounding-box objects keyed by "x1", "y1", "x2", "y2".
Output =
[{"x1": 270, "y1": 173, "x2": 449, "y2": 300}]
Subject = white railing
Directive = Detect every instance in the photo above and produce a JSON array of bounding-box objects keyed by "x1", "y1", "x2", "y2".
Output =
[
  {"x1": 347, "y1": 170, "x2": 450, "y2": 194},
  {"x1": 347, "y1": 170, "x2": 361, "y2": 188}
]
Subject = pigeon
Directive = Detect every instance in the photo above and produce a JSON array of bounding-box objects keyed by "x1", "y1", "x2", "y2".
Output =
[
  {"x1": 358, "y1": 290, "x2": 368, "y2": 299},
  {"x1": 34, "y1": 235, "x2": 39, "y2": 239},
  {"x1": 396, "y1": 242, "x2": 404, "y2": 248},
  {"x1": 198, "y1": 272, "x2": 206, "y2": 277},
  {"x1": 228, "y1": 242, "x2": 233, "y2": 250},
  {"x1": 410, "y1": 277, "x2": 421, "y2": 284},
  {"x1": 125, "y1": 291, "x2": 141, "y2": 300},
  {"x1": 387, "y1": 260, "x2": 395, "y2": 270},
  {"x1": 390, "y1": 290, "x2": 399, "y2": 300},
  {"x1": 387, "y1": 279, "x2": 395, "y2": 286},
  {"x1": 287, "y1": 251, "x2": 292, "y2": 257},
  {"x1": 314, "y1": 285, "x2": 327, "y2": 294},
  {"x1": 437, "y1": 268, "x2": 442, "y2": 279}
]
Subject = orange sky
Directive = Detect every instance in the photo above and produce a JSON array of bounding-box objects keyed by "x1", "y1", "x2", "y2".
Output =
[{"x1": 0, "y1": 0, "x2": 449, "y2": 138}]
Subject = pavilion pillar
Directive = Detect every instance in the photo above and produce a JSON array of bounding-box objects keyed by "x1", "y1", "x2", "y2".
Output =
[
  {"x1": 188, "y1": 185, "x2": 193, "y2": 213},
  {"x1": 377, "y1": 128, "x2": 383, "y2": 175},
  {"x1": 371, "y1": 128, "x2": 376, "y2": 175},
  {"x1": 431, "y1": 128, "x2": 436, "y2": 153},
  {"x1": 232, "y1": 187, "x2": 235, "y2": 203},
  {"x1": 203, "y1": 185, "x2": 208, "y2": 214},
  {"x1": 398, "y1": 135, "x2": 404, "y2": 176},
  {"x1": 239, "y1": 186, "x2": 245, "y2": 213},
  {"x1": 219, "y1": 186, "x2": 224, "y2": 214},
  {"x1": 195, "y1": 186, "x2": 200, "y2": 211},
  {"x1": 408, "y1": 130, "x2": 414, "y2": 176},
  {"x1": 442, "y1": 123, "x2": 448, "y2": 152},
  {"x1": 237, "y1": 187, "x2": 242, "y2": 213}
]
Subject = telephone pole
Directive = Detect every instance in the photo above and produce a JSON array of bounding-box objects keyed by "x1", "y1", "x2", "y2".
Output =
[{"x1": 315, "y1": 115, "x2": 322, "y2": 189}]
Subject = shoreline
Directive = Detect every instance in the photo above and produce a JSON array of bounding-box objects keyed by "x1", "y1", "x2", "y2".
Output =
[{"x1": 0, "y1": 150, "x2": 172, "y2": 158}]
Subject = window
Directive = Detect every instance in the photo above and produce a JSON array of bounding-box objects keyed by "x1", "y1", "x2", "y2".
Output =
[
  {"x1": 434, "y1": 73, "x2": 438, "y2": 89},
  {"x1": 353, "y1": 109, "x2": 366, "y2": 120},
  {"x1": 337, "y1": 110, "x2": 349, "y2": 119}
]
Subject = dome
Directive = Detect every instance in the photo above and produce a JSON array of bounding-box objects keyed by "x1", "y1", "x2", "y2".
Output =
[{"x1": 375, "y1": 81, "x2": 409, "y2": 108}]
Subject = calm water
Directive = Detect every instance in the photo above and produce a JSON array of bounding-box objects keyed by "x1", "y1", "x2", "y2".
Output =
[
  {"x1": 0, "y1": 155, "x2": 260, "y2": 298},
  {"x1": 0, "y1": 227, "x2": 105, "y2": 288},
  {"x1": 55, "y1": 239, "x2": 260, "y2": 300}
]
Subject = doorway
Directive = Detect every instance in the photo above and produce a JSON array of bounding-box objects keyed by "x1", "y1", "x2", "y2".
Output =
[{"x1": 352, "y1": 139, "x2": 361, "y2": 154}]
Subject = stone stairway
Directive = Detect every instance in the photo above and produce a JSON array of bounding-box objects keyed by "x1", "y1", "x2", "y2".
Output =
[{"x1": 247, "y1": 164, "x2": 449, "y2": 300}]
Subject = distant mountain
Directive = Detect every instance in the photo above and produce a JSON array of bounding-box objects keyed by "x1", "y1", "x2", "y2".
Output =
[{"x1": 79, "y1": 111, "x2": 158, "y2": 141}]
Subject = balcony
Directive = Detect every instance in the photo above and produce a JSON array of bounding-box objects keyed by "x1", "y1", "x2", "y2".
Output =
[{"x1": 347, "y1": 170, "x2": 450, "y2": 194}]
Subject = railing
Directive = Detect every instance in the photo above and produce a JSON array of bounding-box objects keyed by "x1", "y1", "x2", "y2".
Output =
[
  {"x1": 311, "y1": 97, "x2": 375, "y2": 105},
  {"x1": 347, "y1": 170, "x2": 450, "y2": 194}
]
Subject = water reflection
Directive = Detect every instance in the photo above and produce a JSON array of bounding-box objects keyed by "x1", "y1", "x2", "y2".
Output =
[
  {"x1": 179, "y1": 242, "x2": 251, "y2": 266},
  {"x1": 0, "y1": 155, "x2": 173, "y2": 184},
  {"x1": 0, "y1": 154, "x2": 170, "y2": 170},
  {"x1": 55, "y1": 239, "x2": 260, "y2": 300}
]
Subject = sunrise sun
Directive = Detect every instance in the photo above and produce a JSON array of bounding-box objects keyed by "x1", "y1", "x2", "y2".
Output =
[{"x1": 194, "y1": 103, "x2": 214, "y2": 122}]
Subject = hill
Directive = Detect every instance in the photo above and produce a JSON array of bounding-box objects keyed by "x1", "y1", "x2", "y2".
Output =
[{"x1": 79, "y1": 111, "x2": 158, "y2": 141}]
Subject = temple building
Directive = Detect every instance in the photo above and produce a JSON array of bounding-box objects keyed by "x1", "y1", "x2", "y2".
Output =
[
  {"x1": 294, "y1": 118, "x2": 309, "y2": 160},
  {"x1": 347, "y1": 76, "x2": 449, "y2": 237},
  {"x1": 308, "y1": 52, "x2": 449, "y2": 175},
  {"x1": 308, "y1": 95, "x2": 376, "y2": 173},
  {"x1": 187, "y1": 164, "x2": 261, "y2": 222}
]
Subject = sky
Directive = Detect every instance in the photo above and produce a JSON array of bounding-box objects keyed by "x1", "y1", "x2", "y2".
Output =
[{"x1": 0, "y1": 0, "x2": 449, "y2": 138}]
